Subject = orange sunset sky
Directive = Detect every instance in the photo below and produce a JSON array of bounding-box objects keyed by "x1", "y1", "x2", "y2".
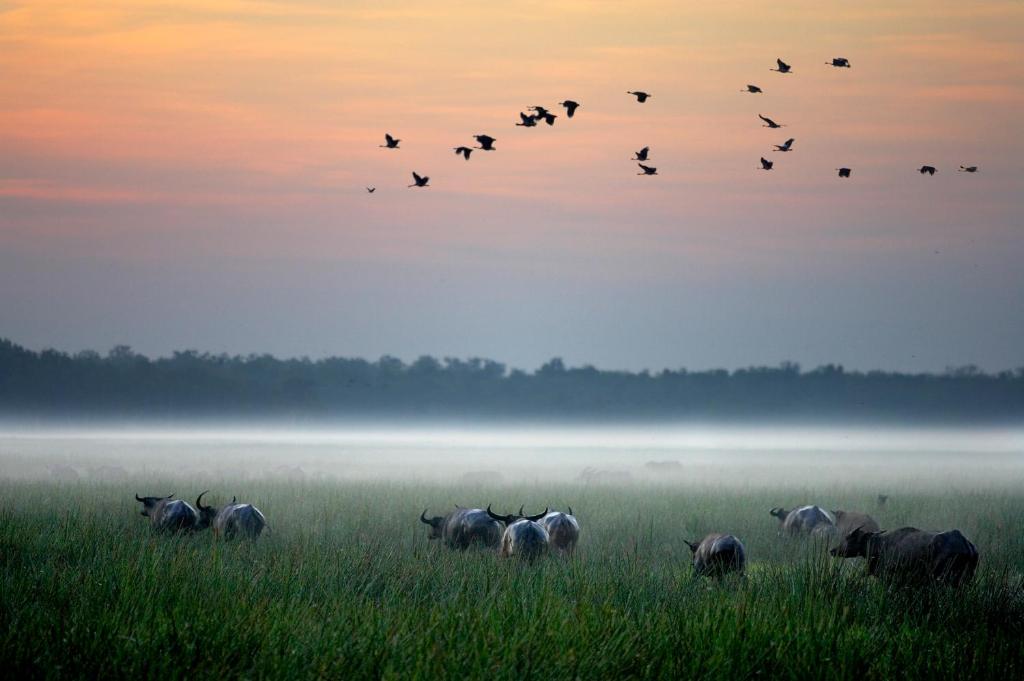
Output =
[{"x1": 1, "y1": 1, "x2": 1022, "y2": 371}]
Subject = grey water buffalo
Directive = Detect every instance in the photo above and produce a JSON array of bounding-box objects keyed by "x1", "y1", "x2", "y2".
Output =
[
  {"x1": 831, "y1": 526, "x2": 979, "y2": 586},
  {"x1": 770, "y1": 505, "x2": 836, "y2": 536},
  {"x1": 487, "y1": 505, "x2": 550, "y2": 562},
  {"x1": 196, "y1": 491, "x2": 266, "y2": 539},
  {"x1": 833, "y1": 509, "x2": 881, "y2": 537},
  {"x1": 685, "y1": 534, "x2": 746, "y2": 577},
  {"x1": 540, "y1": 508, "x2": 580, "y2": 555},
  {"x1": 420, "y1": 506, "x2": 502, "y2": 550},
  {"x1": 135, "y1": 493, "x2": 198, "y2": 533}
]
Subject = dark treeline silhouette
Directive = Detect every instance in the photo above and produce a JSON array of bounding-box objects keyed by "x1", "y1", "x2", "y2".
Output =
[{"x1": 1, "y1": 338, "x2": 1022, "y2": 423}]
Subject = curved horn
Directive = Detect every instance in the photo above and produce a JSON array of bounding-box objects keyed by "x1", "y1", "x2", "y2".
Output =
[
  {"x1": 196, "y1": 490, "x2": 209, "y2": 511},
  {"x1": 486, "y1": 504, "x2": 509, "y2": 524},
  {"x1": 524, "y1": 507, "x2": 549, "y2": 522},
  {"x1": 567, "y1": 506, "x2": 574, "y2": 516},
  {"x1": 684, "y1": 540, "x2": 699, "y2": 553},
  {"x1": 420, "y1": 509, "x2": 432, "y2": 525},
  {"x1": 518, "y1": 505, "x2": 524, "y2": 517},
  {"x1": 167, "y1": 493, "x2": 174, "y2": 499},
  {"x1": 231, "y1": 496, "x2": 237, "y2": 504},
  {"x1": 135, "y1": 493, "x2": 144, "y2": 502}
]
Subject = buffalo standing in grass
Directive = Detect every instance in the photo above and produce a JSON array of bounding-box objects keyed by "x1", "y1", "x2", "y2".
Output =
[
  {"x1": 832, "y1": 509, "x2": 881, "y2": 537},
  {"x1": 831, "y1": 526, "x2": 979, "y2": 586},
  {"x1": 195, "y1": 491, "x2": 267, "y2": 540},
  {"x1": 540, "y1": 508, "x2": 580, "y2": 555},
  {"x1": 135, "y1": 493, "x2": 198, "y2": 533},
  {"x1": 685, "y1": 534, "x2": 746, "y2": 577},
  {"x1": 770, "y1": 505, "x2": 836, "y2": 537},
  {"x1": 420, "y1": 506, "x2": 502, "y2": 550},
  {"x1": 487, "y1": 505, "x2": 550, "y2": 562}
]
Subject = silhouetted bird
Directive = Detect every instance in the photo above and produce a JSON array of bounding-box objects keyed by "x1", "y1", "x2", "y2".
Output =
[
  {"x1": 828, "y1": 57, "x2": 851, "y2": 68},
  {"x1": 627, "y1": 91, "x2": 652, "y2": 102},
  {"x1": 918, "y1": 165, "x2": 937, "y2": 175},
  {"x1": 408, "y1": 172, "x2": 430, "y2": 188},
  {"x1": 760, "y1": 157, "x2": 774, "y2": 170},
  {"x1": 380, "y1": 133, "x2": 400, "y2": 149},
  {"x1": 516, "y1": 112, "x2": 538, "y2": 127},
  {"x1": 637, "y1": 163, "x2": 658, "y2": 175},
  {"x1": 454, "y1": 146, "x2": 473, "y2": 160},
  {"x1": 366, "y1": 186, "x2": 376, "y2": 193},
  {"x1": 632, "y1": 146, "x2": 650, "y2": 161},
  {"x1": 774, "y1": 138, "x2": 795, "y2": 152},
  {"x1": 759, "y1": 114, "x2": 785, "y2": 128},
  {"x1": 529, "y1": 106, "x2": 557, "y2": 125},
  {"x1": 959, "y1": 165, "x2": 978, "y2": 173},
  {"x1": 743, "y1": 84, "x2": 763, "y2": 93},
  {"x1": 474, "y1": 134, "x2": 497, "y2": 150},
  {"x1": 771, "y1": 58, "x2": 792, "y2": 73},
  {"x1": 837, "y1": 168, "x2": 851, "y2": 178},
  {"x1": 559, "y1": 100, "x2": 580, "y2": 117}
]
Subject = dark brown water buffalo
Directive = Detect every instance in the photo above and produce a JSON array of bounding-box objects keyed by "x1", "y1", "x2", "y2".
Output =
[
  {"x1": 135, "y1": 493, "x2": 198, "y2": 533},
  {"x1": 685, "y1": 534, "x2": 746, "y2": 577},
  {"x1": 487, "y1": 505, "x2": 550, "y2": 561},
  {"x1": 831, "y1": 526, "x2": 979, "y2": 586},
  {"x1": 195, "y1": 492, "x2": 266, "y2": 539},
  {"x1": 832, "y1": 509, "x2": 881, "y2": 537},
  {"x1": 539, "y1": 508, "x2": 580, "y2": 555},
  {"x1": 770, "y1": 505, "x2": 836, "y2": 537},
  {"x1": 420, "y1": 507, "x2": 502, "y2": 550}
]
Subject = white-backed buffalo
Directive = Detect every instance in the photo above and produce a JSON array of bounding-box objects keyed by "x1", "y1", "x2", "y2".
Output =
[
  {"x1": 685, "y1": 534, "x2": 746, "y2": 577},
  {"x1": 540, "y1": 508, "x2": 580, "y2": 555},
  {"x1": 195, "y1": 492, "x2": 267, "y2": 540},
  {"x1": 487, "y1": 505, "x2": 550, "y2": 562},
  {"x1": 831, "y1": 526, "x2": 978, "y2": 586},
  {"x1": 770, "y1": 505, "x2": 836, "y2": 537},
  {"x1": 135, "y1": 493, "x2": 198, "y2": 533},
  {"x1": 832, "y1": 509, "x2": 880, "y2": 537},
  {"x1": 420, "y1": 506, "x2": 502, "y2": 550}
]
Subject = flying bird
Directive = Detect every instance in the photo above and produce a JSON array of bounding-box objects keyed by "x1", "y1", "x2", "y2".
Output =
[
  {"x1": 516, "y1": 112, "x2": 538, "y2": 127},
  {"x1": 366, "y1": 186, "x2": 376, "y2": 193},
  {"x1": 627, "y1": 91, "x2": 652, "y2": 103},
  {"x1": 759, "y1": 157, "x2": 774, "y2": 170},
  {"x1": 959, "y1": 165, "x2": 978, "y2": 173},
  {"x1": 408, "y1": 172, "x2": 430, "y2": 188},
  {"x1": 529, "y1": 107, "x2": 557, "y2": 125},
  {"x1": 743, "y1": 84, "x2": 763, "y2": 93},
  {"x1": 474, "y1": 134, "x2": 497, "y2": 150},
  {"x1": 827, "y1": 57, "x2": 851, "y2": 68},
  {"x1": 559, "y1": 100, "x2": 580, "y2": 117},
  {"x1": 836, "y1": 168, "x2": 851, "y2": 178},
  {"x1": 454, "y1": 146, "x2": 473, "y2": 160},
  {"x1": 379, "y1": 133, "x2": 400, "y2": 149},
  {"x1": 771, "y1": 58, "x2": 792, "y2": 73},
  {"x1": 632, "y1": 146, "x2": 650, "y2": 161},
  {"x1": 759, "y1": 114, "x2": 785, "y2": 128},
  {"x1": 773, "y1": 138, "x2": 795, "y2": 152},
  {"x1": 637, "y1": 163, "x2": 658, "y2": 175},
  {"x1": 918, "y1": 165, "x2": 937, "y2": 175}
]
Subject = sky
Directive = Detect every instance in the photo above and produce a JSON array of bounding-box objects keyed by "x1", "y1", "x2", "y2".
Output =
[{"x1": 1, "y1": 0, "x2": 1022, "y2": 373}]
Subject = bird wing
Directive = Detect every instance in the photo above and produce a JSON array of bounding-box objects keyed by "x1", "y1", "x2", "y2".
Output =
[
  {"x1": 777, "y1": 58, "x2": 788, "y2": 69},
  {"x1": 784, "y1": 138, "x2": 794, "y2": 146},
  {"x1": 638, "y1": 164, "x2": 653, "y2": 172},
  {"x1": 385, "y1": 134, "x2": 395, "y2": 145},
  {"x1": 412, "y1": 172, "x2": 423, "y2": 183}
]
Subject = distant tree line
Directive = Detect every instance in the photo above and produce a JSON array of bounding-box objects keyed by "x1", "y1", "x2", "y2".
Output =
[{"x1": 0, "y1": 338, "x2": 1022, "y2": 423}]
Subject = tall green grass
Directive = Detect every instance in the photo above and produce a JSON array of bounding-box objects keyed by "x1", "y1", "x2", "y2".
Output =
[{"x1": 2, "y1": 479, "x2": 1023, "y2": 679}]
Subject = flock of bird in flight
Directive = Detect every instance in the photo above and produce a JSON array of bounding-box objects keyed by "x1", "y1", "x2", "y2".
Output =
[{"x1": 366, "y1": 57, "x2": 979, "y2": 193}]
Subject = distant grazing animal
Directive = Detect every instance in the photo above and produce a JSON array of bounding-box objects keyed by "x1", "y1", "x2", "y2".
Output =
[
  {"x1": 771, "y1": 58, "x2": 792, "y2": 73},
  {"x1": 959, "y1": 165, "x2": 978, "y2": 173},
  {"x1": 559, "y1": 100, "x2": 580, "y2": 117},
  {"x1": 420, "y1": 506, "x2": 502, "y2": 550},
  {"x1": 366, "y1": 186, "x2": 376, "y2": 193},
  {"x1": 516, "y1": 112, "x2": 538, "y2": 127},
  {"x1": 408, "y1": 171, "x2": 430, "y2": 188},
  {"x1": 454, "y1": 146, "x2": 473, "y2": 160},
  {"x1": 743, "y1": 84, "x2": 763, "y2": 94},
  {"x1": 577, "y1": 467, "x2": 633, "y2": 484},
  {"x1": 918, "y1": 165, "x2": 937, "y2": 175},
  {"x1": 644, "y1": 460, "x2": 683, "y2": 473},
  {"x1": 828, "y1": 57, "x2": 851, "y2": 68},
  {"x1": 832, "y1": 509, "x2": 881, "y2": 537},
  {"x1": 88, "y1": 464, "x2": 128, "y2": 480},
  {"x1": 48, "y1": 463, "x2": 80, "y2": 482},
  {"x1": 637, "y1": 163, "x2": 658, "y2": 176},
  {"x1": 474, "y1": 134, "x2": 497, "y2": 150},
  {"x1": 135, "y1": 493, "x2": 198, "y2": 533},
  {"x1": 831, "y1": 526, "x2": 978, "y2": 586},
  {"x1": 759, "y1": 114, "x2": 784, "y2": 129},
  {"x1": 774, "y1": 138, "x2": 795, "y2": 152},
  {"x1": 632, "y1": 146, "x2": 650, "y2": 161},
  {"x1": 759, "y1": 157, "x2": 774, "y2": 171},
  {"x1": 540, "y1": 508, "x2": 580, "y2": 555},
  {"x1": 487, "y1": 505, "x2": 550, "y2": 561},
  {"x1": 877, "y1": 494, "x2": 889, "y2": 507},
  {"x1": 770, "y1": 505, "x2": 836, "y2": 536},
  {"x1": 627, "y1": 91, "x2": 651, "y2": 103},
  {"x1": 685, "y1": 534, "x2": 746, "y2": 577},
  {"x1": 379, "y1": 133, "x2": 400, "y2": 149},
  {"x1": 837, "y1": 167, "x2": 851, "y2": 178},
  {"x1": 196, "y1": 492, "x2": 266, "y2": 539}
]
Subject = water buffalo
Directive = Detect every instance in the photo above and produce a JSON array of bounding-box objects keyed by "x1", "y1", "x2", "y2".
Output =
[
  {"x1": 135, "y1": 493, "x2": 198, "y2": 533},
  {"x1": 770, "y1": 505, "x2": 836, "y2": 536},
  {"x1": 487, "y1": 505, "x2": 550, "y2": 561},
  {"x1": 831, "y1": 526, "x2": 978, "y2": 586},
  {"x1": 685, "y1": 534, "x2": 746, "y2": 577},
  {"x1": 420, "y1": 506, "x2": 502, "y2": 550},
  {"x1": 832, "y1": 509, "x2": 881, "y2": 537},
  {"x1": 195, "y1": 491, "x2": 266, "y2": 539},
  {"x1": 540, "y1": 508, "x2": 580, "y2": 555}
]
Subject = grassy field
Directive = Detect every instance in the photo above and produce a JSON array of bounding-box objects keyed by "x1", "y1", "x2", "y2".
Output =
[{"x1": 2, "y1": 476, "x2": 1024, "y2": 680}]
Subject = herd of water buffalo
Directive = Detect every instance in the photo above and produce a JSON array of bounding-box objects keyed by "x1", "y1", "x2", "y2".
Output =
[{"x1": 135, "y1": 492, "x2": 979, "y2": 586}]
